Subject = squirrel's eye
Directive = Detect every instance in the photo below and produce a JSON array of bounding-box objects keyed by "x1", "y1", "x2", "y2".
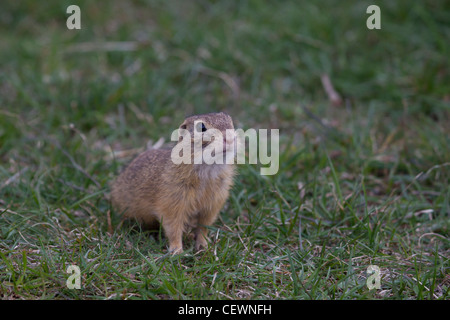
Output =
[{"x1": 196, "y1": 122, "x2": 207, "y2": 132}]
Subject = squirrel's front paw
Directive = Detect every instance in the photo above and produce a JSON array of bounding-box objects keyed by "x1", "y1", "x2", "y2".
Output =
[
  {"x1": 195, "y1": 235, "x2": 209, "y2": 251},
  {"x1": 168, "y1": 244, "x2": 183, "y2": 255}
]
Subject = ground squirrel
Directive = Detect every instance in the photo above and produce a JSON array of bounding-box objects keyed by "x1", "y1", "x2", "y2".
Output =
[{"x1": 111, "y1": 112, "x2": 236, "y2": 254}]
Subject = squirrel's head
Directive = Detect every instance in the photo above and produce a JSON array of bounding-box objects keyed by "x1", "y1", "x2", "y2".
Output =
[{"x1": 173, "y1": 112, "x2": 237, "y2": 165}]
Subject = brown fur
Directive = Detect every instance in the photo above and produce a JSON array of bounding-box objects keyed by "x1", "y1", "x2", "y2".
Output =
[{"x1": 111, "y1": 112, "x2": 236, "y2": 253}]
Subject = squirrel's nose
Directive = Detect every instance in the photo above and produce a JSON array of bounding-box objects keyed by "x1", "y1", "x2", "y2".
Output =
[{"x1": 223, "y1": 134, "x2": 236, "y2": 150}]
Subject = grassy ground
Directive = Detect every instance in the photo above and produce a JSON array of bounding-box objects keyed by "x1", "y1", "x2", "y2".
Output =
[{"x1": 0, "y1": 0, "x2": 449, "y2": 300}]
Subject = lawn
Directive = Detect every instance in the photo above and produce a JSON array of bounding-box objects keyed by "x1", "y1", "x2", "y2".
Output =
[{"x1": 0, "y1": 0, "x2": 449, "y2": 300}]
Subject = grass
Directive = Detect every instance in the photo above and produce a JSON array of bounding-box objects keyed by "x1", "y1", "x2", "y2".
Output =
[{"x1": 0, "y1": 0, "x2": 449, "y2": 300}]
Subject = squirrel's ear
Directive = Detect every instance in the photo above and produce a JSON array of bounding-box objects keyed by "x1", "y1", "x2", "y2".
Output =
[{"x1": 178, "y1": 123, "x2": 188, "y2": 143}]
